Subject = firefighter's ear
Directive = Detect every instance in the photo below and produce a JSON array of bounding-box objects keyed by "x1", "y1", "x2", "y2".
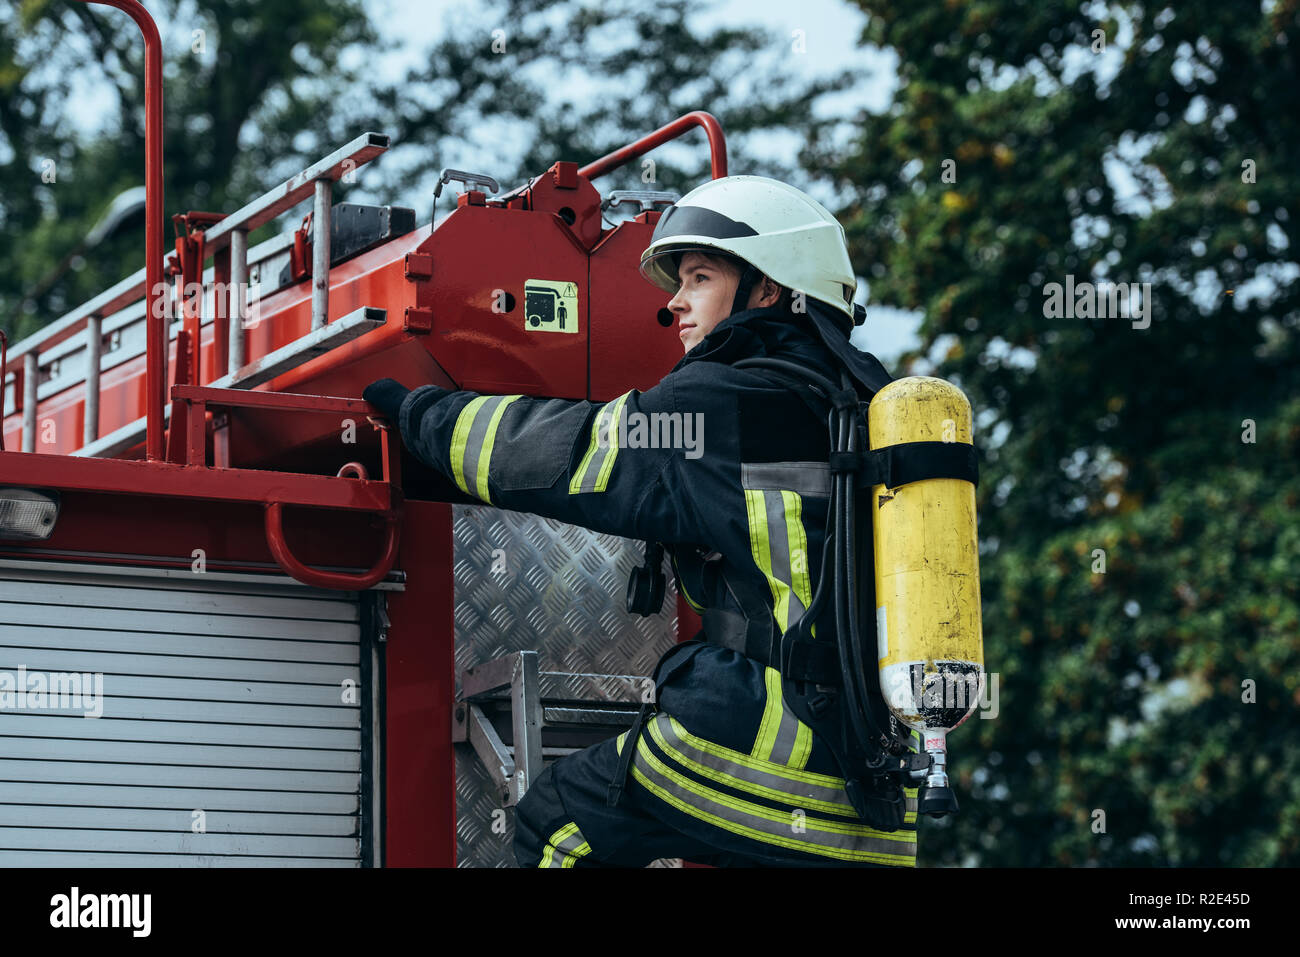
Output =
[{"x1": 757, "y1": 276, "x2": 783, "y2": 307}]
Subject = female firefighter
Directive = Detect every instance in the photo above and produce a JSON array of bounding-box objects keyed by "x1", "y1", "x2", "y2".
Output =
[{"x1": 364, "y1": 175, "x2": 921, "y2": 867}]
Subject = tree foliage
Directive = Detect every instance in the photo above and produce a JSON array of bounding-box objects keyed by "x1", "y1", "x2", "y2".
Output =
[
  {"x1": 820, "y1": 0, "x2": 1299, "y2": 865},
  {"x1": 1, "y1": 0, "x2": 853, "y2": 342},
  {"x1": 0, "y1": 0, "x2": 379, "y2": 336}
]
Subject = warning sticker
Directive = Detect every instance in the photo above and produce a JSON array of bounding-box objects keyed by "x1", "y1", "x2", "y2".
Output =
[{"x1": 523, "y1": 280, "x2": 579, "y2": 334}]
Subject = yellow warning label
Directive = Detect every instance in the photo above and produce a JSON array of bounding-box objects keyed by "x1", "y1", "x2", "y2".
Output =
[{"x1": 523, "y1": 280, "x2": 579, "y2": 334}]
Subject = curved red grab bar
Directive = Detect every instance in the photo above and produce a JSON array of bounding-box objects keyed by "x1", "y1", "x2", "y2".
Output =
[
  {"x1": 579, "y1": 110, "x2": 728, "y2": 182},
  {"x1": 264, "y1": 501, "x2": 402, "y2": 590}
]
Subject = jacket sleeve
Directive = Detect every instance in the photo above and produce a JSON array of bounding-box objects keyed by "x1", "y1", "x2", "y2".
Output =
[{"x1": 395, "y1": 363, "x2": 741, "y2": 546}]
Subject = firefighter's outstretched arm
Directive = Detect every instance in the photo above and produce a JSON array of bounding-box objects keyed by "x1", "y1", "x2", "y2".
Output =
[{"x1": 368, "y1": 364, "x2": 735, "y2": 546}]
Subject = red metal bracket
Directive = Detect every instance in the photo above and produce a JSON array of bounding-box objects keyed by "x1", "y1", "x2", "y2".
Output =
[
  {"x1": 404, "y1": 253, "x2": 433, "y2": 280},
  {"x1": 403, "y1": 307, "x2": 433, "y2": 334},
  {"x1": 172, "y1": 214, "x2": 219, "y2": 386},
  {"x1": 165, "y1": 329, "x2": 195, "y2": 464},
  {"x1": 551, "y1": 161, "x2": 578, "y2": 190},
  {"x1": 288, "y1": 212, "x2": 314, "y2": 283}
]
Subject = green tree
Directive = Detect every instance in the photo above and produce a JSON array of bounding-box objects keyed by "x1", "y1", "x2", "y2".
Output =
[
  {"x1": 5, "y1": 0, "x2": 858, "y2": 342},
  {"x1": 820, "y1": 0, "x2": 1299, "y2": 865},
  {"x1": 377, "y1": 0, "x2": 857, "y2": 200},
  {"x1": 0, "y1": 0, "x2": 380, "y2": 338}
]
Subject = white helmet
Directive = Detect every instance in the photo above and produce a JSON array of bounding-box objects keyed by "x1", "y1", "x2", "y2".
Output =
[{"x1": 639, "y1": 175, "x2": 861, "y2": 326}]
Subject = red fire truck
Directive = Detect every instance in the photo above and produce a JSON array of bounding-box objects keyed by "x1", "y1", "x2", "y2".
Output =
[{"x1": 0, "y1": 0, "x2": 712, "y2": 867}]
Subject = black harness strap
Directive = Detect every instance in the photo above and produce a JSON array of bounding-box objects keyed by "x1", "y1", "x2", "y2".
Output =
[
  {"x1": 701, "y1": 568, "x2": 780, "y2": 662},
  {"x1": 606, "y1": 701, "x2": 655, "y2": 808},
  {"x1": 700, "y1": 567, "x2": 842, "y2": 685}
]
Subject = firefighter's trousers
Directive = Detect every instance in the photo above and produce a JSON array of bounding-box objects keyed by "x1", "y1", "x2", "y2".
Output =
[{"x1": 513, "y1": 710, "x2": 907, "y2": 868}]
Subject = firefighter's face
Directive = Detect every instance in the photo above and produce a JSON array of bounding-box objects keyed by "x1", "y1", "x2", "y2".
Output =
[{"x1": 668, "y1": 252, "x2": 780, "y2": 353}]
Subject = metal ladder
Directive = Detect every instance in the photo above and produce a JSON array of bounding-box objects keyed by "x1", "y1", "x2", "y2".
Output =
[{"x1": 453, "y1": 650, "x2": 653, "y2": 807}]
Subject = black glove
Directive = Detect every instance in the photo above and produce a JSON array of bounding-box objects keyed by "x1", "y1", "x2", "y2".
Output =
[{"x1": 363, "y1": 378, "x2": 410, "y2": 422}]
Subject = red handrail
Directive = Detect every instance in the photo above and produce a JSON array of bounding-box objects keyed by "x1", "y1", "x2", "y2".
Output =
[
  {"x1": 75, "y1": 1, "x2": 165, "y2": 461},
  {"x1": 578, "y1": 110, "x2": 728, "y2": 182},
  {"x1": 264, "y1": 502, "x2": 403, "y2": 590}
]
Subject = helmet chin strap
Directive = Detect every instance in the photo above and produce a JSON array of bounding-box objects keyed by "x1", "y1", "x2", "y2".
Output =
[{"x1": 730, "y1": 264, "x2": 762, "y2": 317}]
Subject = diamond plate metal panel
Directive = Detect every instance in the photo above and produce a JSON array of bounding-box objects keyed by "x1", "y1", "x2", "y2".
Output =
[{"x1": 452, "y1": 504, "x2": 681, "y2": 868}]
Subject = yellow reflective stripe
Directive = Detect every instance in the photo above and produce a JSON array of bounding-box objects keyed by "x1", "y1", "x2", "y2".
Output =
[
  {"x1": 649, "y1": 715, "x2": 857, "y2": 818},
  {"x1": 569, "y1": 414, "x2": 604, "y2": 493},
  {"x1": 744, "y1": 487, "x2": 778, "y2": 616},
  {"x1": 569, "y1": 392, "x2": 632, "y2": 494},
  {"x1": 449, "y1": 396, "x2": 491, "y2": 496},
  {"x1": 668, "y1": 714, "x2": 843, "y2": 790},
  {"x1": 744, "y1": 489, "x2": 810, "y2": 633},
  {"x1": 475, "y1": 395, "x2": 522, "y2": 503},
  {"x1": 791, "y1": 720, "x2": 813, "y2": 770},
  {"x1": 779, "y1": 492, "x2": 814, "y2": 770},
  {"x1": 540, "y1": 822, "x2": 573, "y2": 868},
  {"x1": 660, "y1": 715, "x2": 917, "y2": 826},
  {"x1": 632, "y1": 737, "x2": 916, "y2": 865},
  {"x1": 549, "y1": 821, "x2": 579, "y2": 845},
  {"x1": 751, "y1": 666, "x2": 784, "y2": 762},
  {"x1": 592, "y1": 392, "x2": 631, "y2": 492},
  {"x1": 671, "y1": 552, "x2": 705, "y2": 613},
  {"x1": 679, "y1": 588, "x2": 703, "y2": 613},
  {"x1": 782, "y1": 490, "x2": 813, "y2": 616},
  {"x1": 616, "y1": 730, "x2": 628, "y2": 754},
  {"x1": 540, "y1": 821, "x2": 592, "y2": 868},
  {"x1": 570, "y1": 395, "x2": 619, "y2": 493},
  {"x1": 743, "y1": 489, "x2": 817, "y2": 769}
]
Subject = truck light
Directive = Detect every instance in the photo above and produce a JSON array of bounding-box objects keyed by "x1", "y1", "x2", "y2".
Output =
[{"x1": 0, "y1": 488, "x2": 60, "y2": 541}]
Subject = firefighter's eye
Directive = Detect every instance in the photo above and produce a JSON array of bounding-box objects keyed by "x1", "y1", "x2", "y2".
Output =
[{"x1": 694, "y1": 272, "x2": 708, "y2": 282}]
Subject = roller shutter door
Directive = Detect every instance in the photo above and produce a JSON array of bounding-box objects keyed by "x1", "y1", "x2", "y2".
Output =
[{"x1": 0, "y1": 558, "x2": 382, "y2": 867}]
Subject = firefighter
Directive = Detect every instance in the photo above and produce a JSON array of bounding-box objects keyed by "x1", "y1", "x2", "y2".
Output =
[{"x1": 364, "y1": 175, "x2": 920, "y2": 867}]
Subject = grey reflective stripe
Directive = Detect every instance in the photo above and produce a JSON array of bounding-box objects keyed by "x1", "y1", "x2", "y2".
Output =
[
  {"x1": 569, "y1": 393, "x2": 630, "y2": 494},
  {"x1": 541, "y1": 821, "x2": 592, "y2": 867},
  {"x1": 633, "y1": 727, "x2": 916, "y2": 864},
  {"x1": 767, "y1": 699, "x2": 804, "y2": 765},
  {"x1": 456, "y1": 394, "x2": 517, "y2": 500},
  {"x1": 654, "y1": 714, "x2": 856, "y2": 814},
  {"x1": 761, "y1": 489, "x2": 806, "y2": 626},
  {"x1": 741, "y1": 461, "x2": 831, "y2": 498},
  {"x1": 457, "y1": 402, "x2": 492, "y2": 494},
  {"x1": 752, "y1": 664, "x2": 811, "y2": 768}
]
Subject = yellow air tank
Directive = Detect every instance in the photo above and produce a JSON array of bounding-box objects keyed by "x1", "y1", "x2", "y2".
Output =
[{"x1": 868, "y1": 376, "x2": 984, "y2": 816}]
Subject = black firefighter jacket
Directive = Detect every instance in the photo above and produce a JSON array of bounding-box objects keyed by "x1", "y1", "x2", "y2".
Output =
[{"x1": 394, "y1": 302, "x2": 920, "y2": 866}]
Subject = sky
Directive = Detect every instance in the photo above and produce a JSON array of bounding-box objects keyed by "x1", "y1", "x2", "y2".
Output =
[
  {"x1": 55, "y1": 0, "x2": 921, "y2": 362},
  {"x1": 50, "y1": 1, "x2": 1250, "y2": 368},
  {"x1": 367, "y1": 0, "x2": 924, "y2": 364}
]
